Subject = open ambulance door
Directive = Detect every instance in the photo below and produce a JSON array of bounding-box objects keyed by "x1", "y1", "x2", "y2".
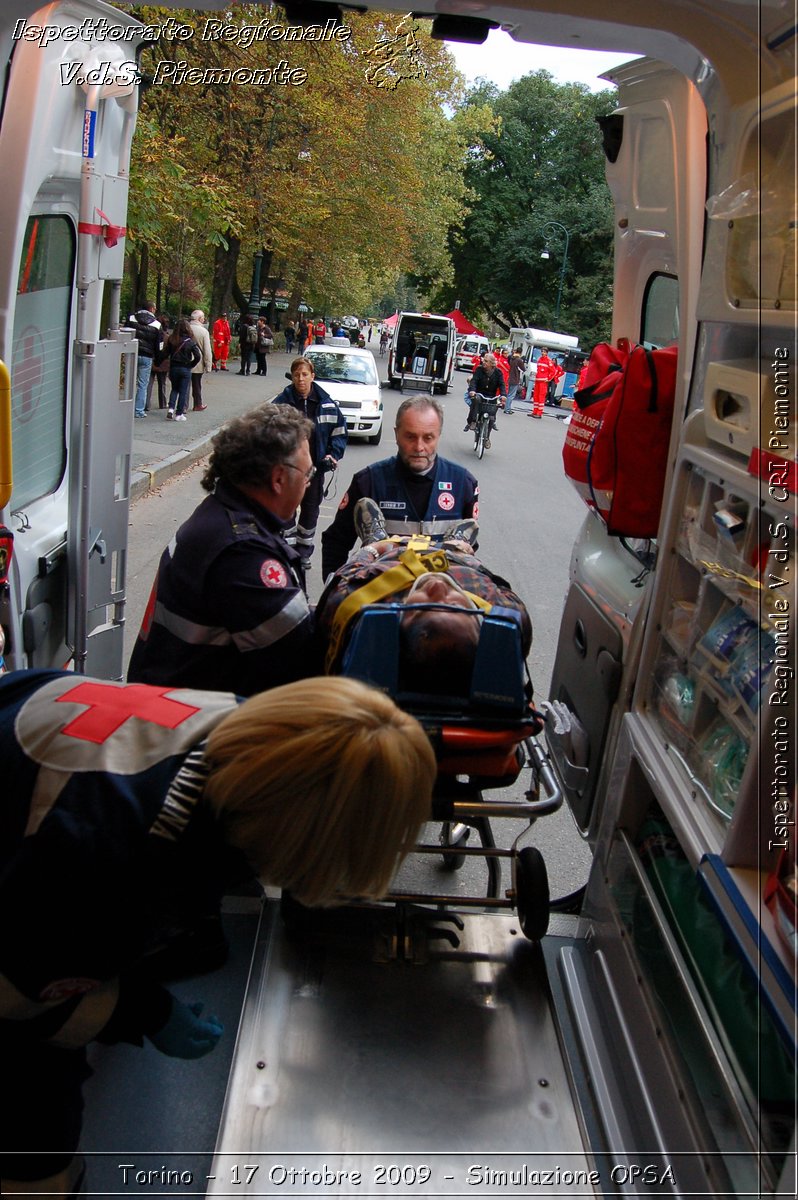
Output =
[
  {"x1": 0, "y1": 2, "x2": 142, "y2": 677},
  {"x1": 546, "y1": 58, "x2": 708, "y2": 838}
]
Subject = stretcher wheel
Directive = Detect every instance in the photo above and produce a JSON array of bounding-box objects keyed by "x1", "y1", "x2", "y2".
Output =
[
  {"x1": 514, "y1": 847, "x2": 550, "y2": 941},
  {"x1": 440, "y1": 822, "x2": 470, "y2": 870}
]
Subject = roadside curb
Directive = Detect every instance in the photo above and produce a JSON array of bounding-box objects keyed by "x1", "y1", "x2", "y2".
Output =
[{"x1": 130, "y1": 432, "x2": 216, "y2": 501}]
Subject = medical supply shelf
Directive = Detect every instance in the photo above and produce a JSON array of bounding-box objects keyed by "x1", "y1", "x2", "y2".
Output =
[{"x1": 636, "y1": 411, "x2": 794, "y2": 860}]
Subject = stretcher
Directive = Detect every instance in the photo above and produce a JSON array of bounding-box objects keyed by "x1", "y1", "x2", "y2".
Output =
[{"x1": 335, "y1": 601, "x2": 564, "y2": 941}]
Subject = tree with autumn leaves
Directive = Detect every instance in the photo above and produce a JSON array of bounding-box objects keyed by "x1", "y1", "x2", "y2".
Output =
[
  {"x1": 427, "y1": 72, "x2": 618, "y2": 344},
  {"x1": 120, "y1": 4, "x2": 487, "y2": 320}
]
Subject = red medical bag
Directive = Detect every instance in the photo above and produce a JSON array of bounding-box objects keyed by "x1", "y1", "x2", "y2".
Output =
[{"x1": 562, "y1": 342, "x2": 678, "y2": 539}]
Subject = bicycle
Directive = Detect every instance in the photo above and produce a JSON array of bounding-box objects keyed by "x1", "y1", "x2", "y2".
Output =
[{"x1": 468, "y1": 392, "x2": 500, "y2": 458}]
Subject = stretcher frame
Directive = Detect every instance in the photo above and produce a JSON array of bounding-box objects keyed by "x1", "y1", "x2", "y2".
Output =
[{"x1": 339, "y1": 601, "x2": 564, "y2": 939}]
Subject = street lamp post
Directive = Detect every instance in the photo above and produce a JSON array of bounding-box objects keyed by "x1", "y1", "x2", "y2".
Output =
[
  {"x1": 247, "y1": 251, "x2": 263, "y2": 317},
  {"x1": 540, "y1": 221, "x2": 572, "y2": 326}
]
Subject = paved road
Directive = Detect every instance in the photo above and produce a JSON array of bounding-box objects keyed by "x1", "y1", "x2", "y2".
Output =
[{"x1": 127, "y1": 345, "x2": 592, "y2": 901}]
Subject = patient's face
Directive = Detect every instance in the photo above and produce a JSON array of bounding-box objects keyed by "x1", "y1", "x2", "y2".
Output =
[{"x1": 401, "y1": 573, "x2": 480, "y2": 647}]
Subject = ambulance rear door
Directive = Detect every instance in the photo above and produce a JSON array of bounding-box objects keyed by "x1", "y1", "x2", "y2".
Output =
[
  {"x1": 545, "y1": 58, "x2": 708, "y2": 836},
  {"x1": 0, "y1": 0, "x2": 142, "y2": 678}
]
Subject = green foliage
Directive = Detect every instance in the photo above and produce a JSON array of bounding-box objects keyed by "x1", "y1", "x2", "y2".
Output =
[
  {"x1": 430, "y1": 70, "x2": 617, "y2": 345},
  {"x1": 116, "y1": 4, "x2": 480, "y2": 315}
]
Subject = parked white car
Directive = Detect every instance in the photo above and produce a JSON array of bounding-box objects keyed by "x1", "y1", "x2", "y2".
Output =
[{"x1": 303, "y1": 345, "x2": 383, "y2": 444}]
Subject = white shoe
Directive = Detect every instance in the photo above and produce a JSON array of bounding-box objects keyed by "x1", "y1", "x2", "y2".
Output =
[
  {"x1": 175, "y1": 414, "x2": 187, "y2": 422},
  {"x1": 166, "y1": 409, "x2": 174, "y2": 420}
]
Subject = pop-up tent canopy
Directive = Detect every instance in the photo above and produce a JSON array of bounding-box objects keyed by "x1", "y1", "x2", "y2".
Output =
[{"x1": 445, "y1": 310, "x2": 485, "y2": 336}]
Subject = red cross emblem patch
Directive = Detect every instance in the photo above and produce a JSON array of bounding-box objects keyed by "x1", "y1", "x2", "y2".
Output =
[
  {"x1": 260, "y1": 559, "x2": 289, "y2": 588},
  {"x1": 55, "y1": 682, "x2": 200, "y2": 744},
  {"x1": 437, "y1": 492, "x2": 455, "y2": 512},
  {"x1": 16, "y1": 676, "x2": 239, "y2": 777}
]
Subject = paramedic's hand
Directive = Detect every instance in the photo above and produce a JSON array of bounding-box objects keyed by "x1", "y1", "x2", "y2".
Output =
[{"x1": 148, "y1": 998, "x2": 223, "y2": 1059}]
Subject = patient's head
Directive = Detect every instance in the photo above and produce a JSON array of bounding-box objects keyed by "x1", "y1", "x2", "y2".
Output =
[{"x1": 398, "y1": 573, "x2": 481, "y2": 695}]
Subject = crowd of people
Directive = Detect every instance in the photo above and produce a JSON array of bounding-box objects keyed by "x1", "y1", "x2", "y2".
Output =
[{"x1": 129, "y1": 309, "x2": 392, "y2": 418}]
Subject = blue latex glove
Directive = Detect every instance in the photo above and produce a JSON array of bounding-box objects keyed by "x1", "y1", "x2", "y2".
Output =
[{"x1": 148, "y1": 999, "x2": 223, "y2": 1059}]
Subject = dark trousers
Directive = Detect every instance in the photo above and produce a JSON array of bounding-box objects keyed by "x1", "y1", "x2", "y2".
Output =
[
  {"x1": 285, "y1": 471, "x2": 324, "y2": 561},
  {"x1": 168, "y1": 365, "x2": 192, "y2": 415},
  {"x1": 147, "y1": 365, "x2": 169, "y2": 409}
]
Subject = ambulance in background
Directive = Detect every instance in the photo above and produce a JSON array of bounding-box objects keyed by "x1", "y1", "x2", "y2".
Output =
[
  {"x1": 454, "y1": 333, "x2": 491, "y2": 369},
  {"x1": 509, "y1": 325, "x2": 581, "y2": 398},
  {"x1": 386, "y1": 311, "x2": 456, "y2": 393}
]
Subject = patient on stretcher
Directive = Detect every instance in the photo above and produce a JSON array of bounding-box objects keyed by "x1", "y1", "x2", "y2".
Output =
[{"x1": 316, "y1": 499, "x2": 532, "y2": 707}]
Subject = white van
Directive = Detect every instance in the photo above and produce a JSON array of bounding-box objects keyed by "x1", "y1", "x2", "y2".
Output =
[
  {"x1": 386, "y1": 311, "x2": 456, "y2": 394},
  {"x1": 508, "y1": 325, "x2": 580, "y2": 389},
  {"x1": 454, "y1": 334, "x2": 491, "y2": 370}
]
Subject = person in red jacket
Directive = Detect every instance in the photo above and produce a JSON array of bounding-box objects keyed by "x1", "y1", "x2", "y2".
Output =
[
  {"x1": 212, "y1": 313, "x2": 231, "y2": 371},
  {"x1": 530, "y1": 352, "x2": 564, "y2": 418},
  {"x1": 493, "y1": 349, "x2": 511, "y2": 390},
  {"x1": 313, "y1": 318, "x2": 327, "y2": 344}
]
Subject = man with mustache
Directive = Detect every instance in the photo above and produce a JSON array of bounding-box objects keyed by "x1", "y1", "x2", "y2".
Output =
[{"x1": 321, "y1": 396, "x2": 479, "y2": 577}]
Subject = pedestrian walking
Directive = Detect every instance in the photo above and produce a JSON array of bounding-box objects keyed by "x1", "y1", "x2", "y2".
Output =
[{"x1": 189, "y1": 310, "x2": 213, "y2": 411}]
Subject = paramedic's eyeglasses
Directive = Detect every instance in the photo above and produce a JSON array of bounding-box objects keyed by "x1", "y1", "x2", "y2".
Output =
[{"x1": 283, "y1": 462, "x2": 317, "y2": 483}]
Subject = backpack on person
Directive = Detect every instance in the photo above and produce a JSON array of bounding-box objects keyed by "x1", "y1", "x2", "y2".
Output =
[{"x1": 246, "y1": 324, "x2": 258, "y2": 346}]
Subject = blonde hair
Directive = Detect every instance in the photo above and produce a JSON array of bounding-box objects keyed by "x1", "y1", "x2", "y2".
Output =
[{"x1": 203, "y1": 677, "x2": 436, "y2": 907}]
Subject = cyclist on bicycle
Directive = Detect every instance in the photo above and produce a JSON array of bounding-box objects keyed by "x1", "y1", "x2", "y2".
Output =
[{"x1": 464, "y1": 352, "x2": 506, "y2": 446}]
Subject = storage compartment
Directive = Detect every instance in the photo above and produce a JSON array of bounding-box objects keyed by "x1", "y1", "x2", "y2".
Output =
[{"x1": 640, "y1": 456, "x2": 792, "y2": 835}]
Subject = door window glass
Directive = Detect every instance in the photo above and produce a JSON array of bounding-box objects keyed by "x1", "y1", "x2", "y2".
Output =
[
  {"x1": 11, "y1": 215, "x2": 75, "y2": 510},
  {"x1": 641, "y1": 273, "x2": 679, "y2": 349}
]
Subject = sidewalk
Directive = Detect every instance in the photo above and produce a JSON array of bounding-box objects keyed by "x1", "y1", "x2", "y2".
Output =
[{"x1": 130, "y1": 351, "x2": 294, "y2": 500}]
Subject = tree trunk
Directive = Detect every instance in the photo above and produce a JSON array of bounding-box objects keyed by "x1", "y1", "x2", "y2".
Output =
[
  {"x1": 286, "y1": 262, "x2": 309, "y2": 323},
  {"x1": 479, "y1": 296, "x2": 511, "y2": 333},
  {"x1": 210, "y1": 235, "x2": 242, "y2": 321},
  {"x1": 137, "y1": 243, "x2": 149, "y2": 309},
  {"x1": 126, "y1": 250, "x2": 140, "y2": 314}
]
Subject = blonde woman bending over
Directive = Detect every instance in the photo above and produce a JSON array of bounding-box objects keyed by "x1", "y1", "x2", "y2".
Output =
[{"x1": 0, "y1": 669, "x2": 435, "y2": 1196}]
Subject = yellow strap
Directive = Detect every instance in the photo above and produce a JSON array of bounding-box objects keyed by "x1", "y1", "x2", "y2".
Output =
[{"x1": 325, "y1": 545, "x2": 490, "y2": 672}]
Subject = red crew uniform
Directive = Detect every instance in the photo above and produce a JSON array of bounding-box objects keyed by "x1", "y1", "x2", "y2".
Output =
[
  {"x1": 212, "y1": 317, "x2": 231, "y2": 370},
  {"x1": 531, "y1": 353, "x2": 564, "y2": 417}
]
